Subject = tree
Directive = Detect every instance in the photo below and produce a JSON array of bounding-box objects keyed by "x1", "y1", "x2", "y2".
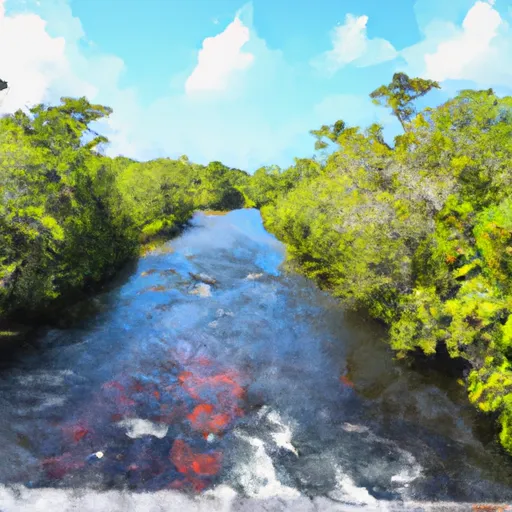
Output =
[
  {"x1": 28, "y1": 96, "x2": 112, "y2": 152},
  {"x1": 310, "y1": 120, "x2": 346, "y2": 150},
  {"x1": 370, "y1": 72, "x2": 440, "y2": 131}
]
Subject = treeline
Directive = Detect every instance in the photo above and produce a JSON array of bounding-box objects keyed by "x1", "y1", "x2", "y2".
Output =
[
  {"x1": 243, "y1": 74, "x2": 512, "y2": 455},
  {"x1": 0, "y1": 96, "x2": 248, "y2": 320}
]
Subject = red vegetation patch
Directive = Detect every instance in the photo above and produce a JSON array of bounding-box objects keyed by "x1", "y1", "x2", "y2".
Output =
[
  {"x1": 180, "y1": 372, "x2": 245, "y2": 401},
  {"x1": 187, "y1": 403, "x2": 232, "y2": 435},
  {"x1": 60, "y1": 423, "x2": 90, "y2": 443},
  {"x1": 178, "y1": 371, "x2": 193, "y2": 384},
  {"x1": 170, "y1": 439, "x2": 222, "y2": 477},
  {"x1": 179, "y1": 369, "x2": 246, "y2": 435}
]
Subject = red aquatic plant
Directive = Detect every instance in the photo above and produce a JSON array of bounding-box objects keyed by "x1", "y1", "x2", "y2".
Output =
[
  {"x1": 60, "y1": 423, "x2": 90, "y2": 443},
  {"x1": 187, "y1": 403, "x2": 232, "y2": 435},
  {"x1": 179, "y1": 371, "x2": 245, "y2": 402},
  {"x1": 170, "y1": 439, "x2": 222, "y2": 477},
  {"x1": 44, "y1": 353, "x2": 247, "y2": 491},
  {"x1": 178, "y1": 368, "x2": 246, "y2": 435},
  {"x1": 102, "y1": 380, "x2": 125, "y2": 392}
]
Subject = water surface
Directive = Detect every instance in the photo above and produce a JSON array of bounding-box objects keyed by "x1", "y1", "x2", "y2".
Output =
[{"x1": 0, "y1": 209, "x2": 511, "y2": 508}]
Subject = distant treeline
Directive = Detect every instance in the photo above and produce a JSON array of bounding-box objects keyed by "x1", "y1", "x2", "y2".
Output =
[{"x1": 243, "y1": 73, "x2": 512, "y2": 456}]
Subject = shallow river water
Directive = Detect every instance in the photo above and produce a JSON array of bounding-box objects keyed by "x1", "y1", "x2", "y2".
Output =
[{"x1": 0, "y1": 209, "x2": 511, "y2": 510}]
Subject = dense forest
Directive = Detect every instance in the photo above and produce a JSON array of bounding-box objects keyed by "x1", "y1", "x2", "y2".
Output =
[
  {"x1": 243, "y1": 74, "x2": 512, "y2": 457},
  {"x1": 1, "y1": 73, "x2": 512, "y2": 457},
  {"x1": 0, "y1": 95, "x2": 249, "y2": 321}
]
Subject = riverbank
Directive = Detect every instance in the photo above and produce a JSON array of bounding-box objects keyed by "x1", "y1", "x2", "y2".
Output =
[{"x1": 0, "y1": 98, "x2": 250, "y2": 329}]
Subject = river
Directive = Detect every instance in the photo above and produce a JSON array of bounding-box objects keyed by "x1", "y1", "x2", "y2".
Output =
[{"x1": 0, "y1": 209, "x2": 511, "y2": 511}]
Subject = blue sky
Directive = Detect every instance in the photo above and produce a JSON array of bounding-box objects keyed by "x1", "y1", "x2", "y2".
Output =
[{"x1": 0, "y1": 0, "x2": 511, "y2": 172}]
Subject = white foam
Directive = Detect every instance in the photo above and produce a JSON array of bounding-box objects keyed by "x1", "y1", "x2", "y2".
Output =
[
  {"x1": 233, "y1": 432, "x2": 300, "y2": 499},
  {"x1": 189, "y1": 284, "x2": 212, "y2": 297},
  {"x1": 341, "y1": 422, "x2": 422, "y2": 489},
  {"x1": 203, "y1": 484, "x2": 237, "y2": 501},
  {"x1": 216, "y1": 309, "x2": 234, "y2": 317},
  {"x1": 342, "y1": 423, "x2": 370, "y2": 434},
  {"x1": 246, "y1": 273, "x2": 263, "y2": 280},
  {"x1": 14, "y1": 370, "x2": 75, "y2": 387},
  {"x1": 117, "y1": 418, "x2": 168, "y2": 439},
  {"x1": 0, "y1": 485, "x2": 498, "y2": 511},
  {"x1": 16, "y1": 395, "x2": 67, "y2": 414},
  {"x1": 390, "y1": 454, "x2": 422, "y2": 486},
  {"x1": 329, "y1": 467, "x2": 378, "y2": 506},
  {"x1": 266, "y1": 409, "x2": 299, "y2": 456}
]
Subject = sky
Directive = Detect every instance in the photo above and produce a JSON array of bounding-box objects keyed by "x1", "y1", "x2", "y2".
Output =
[{"x1": 0, "y1": 0, "x2": 511, "y2": 172}]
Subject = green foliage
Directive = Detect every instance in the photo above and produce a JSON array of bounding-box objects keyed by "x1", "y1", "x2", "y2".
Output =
[
  {"x1": 257, "y1": 75, "x2": 512, "y2": 455},
  {"x1": 0, "y1": 97, "x2": 245, "y2": 319},
  {"x1": 370, "y1": 72, "x2": 440, "y2": 131}
]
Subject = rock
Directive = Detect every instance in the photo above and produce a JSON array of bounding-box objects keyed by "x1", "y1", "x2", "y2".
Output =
[
  {"x1": 117, "y1": 418, "x2": 169, "y2": 439},
  {"x1": 189, "y1": 272, "x2": 218, "y2": 286}
]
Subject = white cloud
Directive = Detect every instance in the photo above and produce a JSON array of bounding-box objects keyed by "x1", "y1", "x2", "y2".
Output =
[
  {"x1": 0, "y1": 0, "x2": 94, "y2": 113},
  {"x1": 0, "y1": 0, "x2": 312, "y2": 170},
  {"x1": 185, "y1": 15, "x2": 254, "y2": 94},
  {"x1": 402, "y1": 0, "x2": 512, "y2": 88},
  {"x1": 312, "y1": 13, "x2": 397, "y2": 75}
]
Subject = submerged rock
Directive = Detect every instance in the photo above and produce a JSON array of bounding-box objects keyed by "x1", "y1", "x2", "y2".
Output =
[{"x1": 188, "y1": 272, "x2": 218, "y2": 286}]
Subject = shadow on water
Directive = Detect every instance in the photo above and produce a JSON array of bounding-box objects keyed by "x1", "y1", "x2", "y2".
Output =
[
  {"x1": 0, "y1": 209, "x2": 510, "y2": 507},
  {"x1": 0, "y1": 217, "x2": 204, "y2": 364},
  {"x1": 0, "y1": 258, "x2": 140, "y2": 369}
]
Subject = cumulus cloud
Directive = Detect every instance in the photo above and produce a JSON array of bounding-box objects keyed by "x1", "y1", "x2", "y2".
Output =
[
  {"x1": 10, "y1": 0, "x2": 508, "y2": 172},
  {"x1": 0, "y1": 0, "x2": 313, "y2": 170},
  {"x1": 0, "y1": 0, "x2": 94, "y2": 113},
  {"x1": 402, "y1": 0, "x2": 512, "y2": 88},
  {"x1": 311, "y1": 14, "x2": 397, "y2": 75},
  {"x1": 185, "y1": 15, "x2": 254, "y2": 94}
]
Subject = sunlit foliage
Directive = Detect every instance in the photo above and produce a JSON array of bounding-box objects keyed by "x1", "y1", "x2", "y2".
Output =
[
  {"x1": 0, "y1": 97, "x2": 248, "y2": 319},
  {"x1": 254, "y1": 73, "x2": 512, "y2": 455}
]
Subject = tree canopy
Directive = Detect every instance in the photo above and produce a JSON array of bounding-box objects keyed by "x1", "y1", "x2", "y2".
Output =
[
  {"x1": 0, "y1": 96, "x2": 248, "y2": 321},
  {"x1": 245, "y1": 73, "x2": 512, "y2": 456}
]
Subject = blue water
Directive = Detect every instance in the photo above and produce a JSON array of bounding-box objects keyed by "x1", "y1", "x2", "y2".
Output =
[{"x1": 0, "y1": 209, "x2": 510, "y2": 505}]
